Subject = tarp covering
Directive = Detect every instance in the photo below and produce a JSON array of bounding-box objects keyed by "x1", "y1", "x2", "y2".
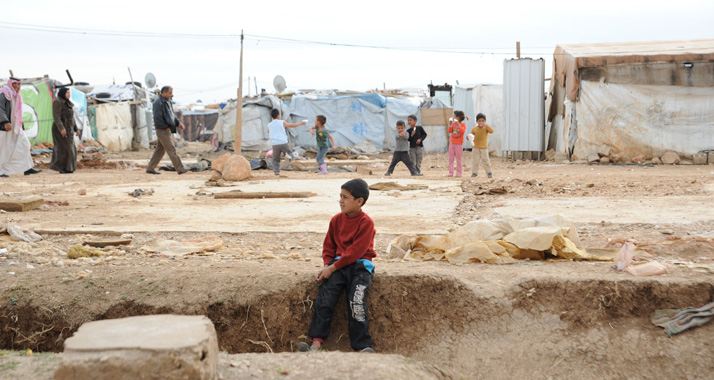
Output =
[
  {"x1": 13, "y1": 79, "x2": 54, "y2": 144},
  {"x1": 387, "y1": 215, "x2": 615, "y2": 264},
  {"x1": 571, "y1": 81, "x2": 714, "y2": 159},
  {"x1": 214, "y1": 96, "x2": 290, "y2": 150},
  {"x1": 551, "y1": 39, "x2": 714, "y2": 102},
  {"x1": 93, "y1": 102, "x2": 133, "y2": 152},
  {"x1": 87, "y1": 84, "x2": 144, "y2": 102},
  {"x1": 289, "y1": 96, "x2": 387, "y2": 150},
  {"x1": 454, "y1": 85, "x2": 504, "y2": 155}
]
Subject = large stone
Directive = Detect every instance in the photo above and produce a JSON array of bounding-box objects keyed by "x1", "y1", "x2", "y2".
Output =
[
  {"x1": 211, "y1": 153, "x2": 233, "y2": 174},
  {"x1": 611, "y1": 152, "x2": 630, "y2": 164},
  {"x1": 631, "y1": 154, "x2": 647, "y2": 164},
  {"x1": 597, "y1": 145, "x2": 614, "y2": 157},
  {"x1": 222, "y1": 155, "x2": 252, "y2": 181},
  {"x1": 587, "y1": 154, "x2": 600, "y2": 163},
  {"x1": 650, "y1": 157, "x2": 662, "y2": 165},
  {"x1": 661, "y1": 151, "x2": 680, "y2": 165},
  {"x1": 600, "y1": 157, "x2": 611, "y2": 164},
  {"x1": 55, "y1": 315, "x2": 218, "y2": 380}
]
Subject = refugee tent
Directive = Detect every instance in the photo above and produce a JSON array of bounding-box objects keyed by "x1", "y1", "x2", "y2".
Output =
[
  {"x1": 214, "y1": 93, "x2": 452, "y2": 154},
  {"x1": 548, "y1": 39, "x2": 714, "y2": 159},
  {"x1": 418, "y1": 98, "x2": 451, "y2": 153},
  {"x1": 1, "y1": 77, "x2": 88, "y2": 145},
  {"x1": 214, "y1": 95, "x2": 290, "y2": 151},
  {"x1": 176, "y1": 109, "x2": 219, "y2": 142},
  {"x1": 87, "y1": 83, "x2": 151, "y2": 151},
  {"x1": 453, "y1": 85, "x2": 504, "y2": 155}
]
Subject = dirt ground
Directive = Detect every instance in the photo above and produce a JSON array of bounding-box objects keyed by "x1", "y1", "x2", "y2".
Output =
[{"x1": 1, "y1": 143, "x2": 714, "y2": 380}]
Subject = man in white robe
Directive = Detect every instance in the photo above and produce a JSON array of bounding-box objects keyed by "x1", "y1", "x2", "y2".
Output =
[{"x1": 0, "y1": 77, "x2": 41, "y2": 177}]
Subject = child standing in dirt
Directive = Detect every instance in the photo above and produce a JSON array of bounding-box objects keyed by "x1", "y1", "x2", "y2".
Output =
[
  {"x1": 268, "y1": 109, "x2": 306, "y2": 176},
  {"x1": 407, "y1": 115, "x2": 427, "y2": 174},
  {"x1": 447, "y1": 110, "x2": 467, "y2": 177},
  {"x1": 469, "y1": 113, "x2": 494, "y2": 178},
  {"x1": 308, "y1": 115, "x2": 335, "y2": 175},
  {"x1": 298, "y1": 178, "x2": 377, "y2": 353},
  {"x1": 385, "y1": 120, "x2": 421, "y2": 176}
]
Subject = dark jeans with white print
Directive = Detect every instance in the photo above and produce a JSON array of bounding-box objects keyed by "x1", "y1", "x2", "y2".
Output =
[{"x1": 308, "y1": 259, "x2": 373, "y2": 350}]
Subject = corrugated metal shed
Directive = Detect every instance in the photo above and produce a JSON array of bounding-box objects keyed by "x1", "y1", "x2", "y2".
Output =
[{"x1": 503, "y1": 58, "x2": 545, "y2": 153}]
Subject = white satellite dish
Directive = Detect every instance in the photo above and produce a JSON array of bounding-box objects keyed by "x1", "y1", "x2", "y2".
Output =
[
  {"x1": 144, "y1": 72, "x2": 157, "y2": 88},
  {"x1": 273, "y1": 75, "x2": 287, "y2": 93}
]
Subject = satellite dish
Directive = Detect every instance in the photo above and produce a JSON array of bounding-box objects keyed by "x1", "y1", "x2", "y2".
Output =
[
  {"x1": 144, "y1": 72, "x2": 157, "y2": 88},
  {"x1": 273, "y1": 75, "x2": 287, "y2": 93}
]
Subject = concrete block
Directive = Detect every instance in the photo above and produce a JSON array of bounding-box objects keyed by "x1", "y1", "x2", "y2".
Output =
[
  {"x1": 692, "y1": 152, "x2": 707, "y2": 165},
  {"x1": 55, "y1": 315, "x2": 218, "y2": 380}
]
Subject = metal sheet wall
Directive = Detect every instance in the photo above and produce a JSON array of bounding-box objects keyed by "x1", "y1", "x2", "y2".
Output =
[{"x1": 503, "y1": 59, "x2": 545, "y2": 152}]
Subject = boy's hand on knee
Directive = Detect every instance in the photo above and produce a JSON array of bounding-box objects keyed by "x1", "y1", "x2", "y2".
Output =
[{"x1": 316, "y1": 264, "x2": 336, "y2": 281}]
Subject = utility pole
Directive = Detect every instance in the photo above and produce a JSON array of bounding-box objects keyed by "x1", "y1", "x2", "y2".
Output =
[
  {"x1": 234, "y1": 30, "x2": 244, "y2": 155},
  {"x1": 516, "y1": 41, "x2": 521, "y2": 59}
]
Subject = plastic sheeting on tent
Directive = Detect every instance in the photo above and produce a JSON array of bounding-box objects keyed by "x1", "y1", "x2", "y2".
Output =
[
  {"x1": 571, "y1": 81, "x2": 714, "y2": 159},
  {"x1": 87, "y1": 84, "x2": 144, "y2": 102},
  {"x1": 93, "y1": 102, "x2": 133, "y2": 152},
  {"x1": 214, "y1": 96, "x2": 291, "y2": 151},
  {"x1": 289, "y1": 95, "x2": 387, "y2": 150}
]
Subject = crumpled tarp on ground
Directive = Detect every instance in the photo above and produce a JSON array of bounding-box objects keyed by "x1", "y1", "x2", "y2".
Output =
[
  {"x1": 387, "y1": 215, "x2": 614, "y2": 264},
  {"x1": 652, "y1": 302, "x2": 714, "y2": 337},
  {"x1": 140, "y1": 235, "x2": 224, "y2": 257}
]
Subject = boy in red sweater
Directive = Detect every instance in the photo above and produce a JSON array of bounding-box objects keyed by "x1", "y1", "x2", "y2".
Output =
[{"x1": 298, "y1": 178, "x2": 377, "y2": 353}]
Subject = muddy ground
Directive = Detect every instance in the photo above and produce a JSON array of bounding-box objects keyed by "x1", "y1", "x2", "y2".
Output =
[{"x1": 1, "y1": 143, "x2": 714, "y2": 379}]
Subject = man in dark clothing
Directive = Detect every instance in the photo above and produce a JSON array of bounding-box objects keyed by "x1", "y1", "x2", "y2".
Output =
[
  {"x1": 147, "y1": 86, "x2": 187, "y2": 175},
  {"x1": 406, "y1": 114, "x2": 427, "y2": 173}
]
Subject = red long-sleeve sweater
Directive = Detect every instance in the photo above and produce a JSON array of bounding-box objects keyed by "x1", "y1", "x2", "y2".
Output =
[{"x1": 322, "y1": 210, "x2": 376, "y2": 269}]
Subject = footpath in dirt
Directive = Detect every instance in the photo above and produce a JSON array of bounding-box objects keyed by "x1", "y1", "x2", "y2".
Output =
[{"x1": 1, "y1": 144, "x2": 714, "y2": 379}]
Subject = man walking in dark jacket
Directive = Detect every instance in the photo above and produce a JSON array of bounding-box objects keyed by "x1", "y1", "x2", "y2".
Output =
[
  {"x1": 406, "y1": 115, "x2": 427, "y2": 173},
  {"x1": 147, "y1": 86, "x2": 186, "y2": 175}
]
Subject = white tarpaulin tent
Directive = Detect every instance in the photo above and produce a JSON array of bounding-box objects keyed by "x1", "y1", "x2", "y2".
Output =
[
  {"x1": 548, "y1": 39, "x2": 714, "y2": 159},
  {"x1": 214, "y1": 94, "x2": 450, "y2": 153},
  {"x1": 453, "y1": 85, "x2": 504, "y2": 155},
  {"x1": 214, "y1": 96, "x2": 290, "y2": 151},
  {"x1": 94, "y1": 102, "x2": 133, "y2": 152}
]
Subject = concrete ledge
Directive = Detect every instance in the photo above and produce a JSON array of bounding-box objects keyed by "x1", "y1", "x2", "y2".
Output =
[{"x1": 55, "y1": 314, "x2": 218, "y2": 380}]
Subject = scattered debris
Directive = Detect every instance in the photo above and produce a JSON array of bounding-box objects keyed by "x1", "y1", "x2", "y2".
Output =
[
  {"x1": 130, "y1": 188, "x2": 154, "y2": 197},
  {"x1": 652, "y1": 301, "x2": 714, "y2": 337},
  {"x1": 67, "y1": 245, "x2": 103, "y2": 259},
  {"x1": 5, "y1": 223, "x2": 43, "y2": 242},
  {"x1": 45, "y1": 200, "x2": 70, "y2": 207}
]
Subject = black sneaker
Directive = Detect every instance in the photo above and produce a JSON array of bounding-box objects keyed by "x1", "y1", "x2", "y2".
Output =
[
  {"x1": 359, "y1": 347, "x2": 375, "y2": 353},
  {"x1": 0, "y1": 174, "x2": 8, "y2": 178},
  {"x1": 488, "y1": 173, "x2": 493, "y2": 178},
  {"x1": 384, "y1": 172, "x2": 391, "y2": 176},
  {"x1": 471, "y1": 173, "x2": 477, "y2": 177},
  {"x1": 146, "y1": 170, "x2": 161, "y2": 175}
]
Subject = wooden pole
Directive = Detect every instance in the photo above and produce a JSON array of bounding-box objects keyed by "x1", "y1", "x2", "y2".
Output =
[
  {"x1": 516, "y1": 41, "x2": 521, "y2": 59},
  {"x1": 235, "y1": 30, "x2": 244, "y2": 155}
]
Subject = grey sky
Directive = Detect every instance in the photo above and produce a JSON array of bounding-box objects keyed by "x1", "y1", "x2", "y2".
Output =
[{"x1": 3, "y1": 0, "x2": 713, "y2": 103}]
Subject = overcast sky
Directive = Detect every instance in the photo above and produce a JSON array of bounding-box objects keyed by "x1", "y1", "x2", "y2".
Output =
[{"x1": 3, "y1": 0, "x2": 713, "y2": 104}]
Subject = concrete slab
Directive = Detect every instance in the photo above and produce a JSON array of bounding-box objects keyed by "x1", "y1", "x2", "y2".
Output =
[{"x1": 55, "y1": 314, "x2": 218, "y2": 380}]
